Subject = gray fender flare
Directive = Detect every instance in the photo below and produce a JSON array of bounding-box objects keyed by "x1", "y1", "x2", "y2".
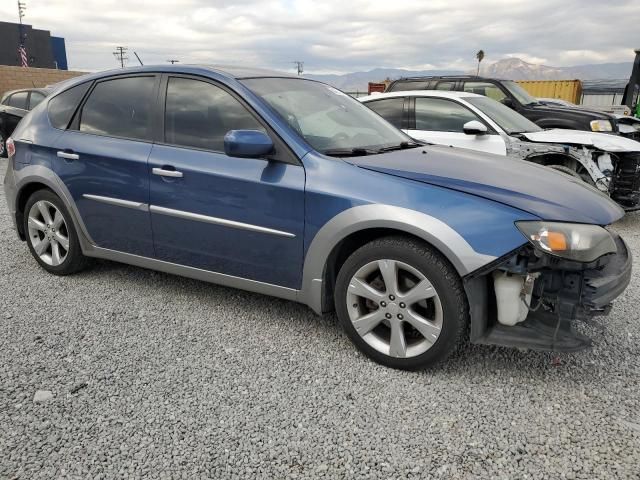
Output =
[
  {"x1": 12, "y1": 164, "x2": 95, "y2": 247},
  {"x1": 298, "y1": 204, "x2": 496, "y2": 314}
]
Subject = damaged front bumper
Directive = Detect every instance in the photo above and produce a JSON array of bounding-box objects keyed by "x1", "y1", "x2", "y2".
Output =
[{"x1": 464, "y1": 234, "x2": 632, "y2": 352}]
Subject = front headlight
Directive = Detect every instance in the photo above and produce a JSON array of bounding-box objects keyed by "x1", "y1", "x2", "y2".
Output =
[
  {"x1": 590, "y1": 119, "x2": 613, "y2": 132},
  {"x1": 515, "y1": 221, "x2": 617, "y2": 262}
]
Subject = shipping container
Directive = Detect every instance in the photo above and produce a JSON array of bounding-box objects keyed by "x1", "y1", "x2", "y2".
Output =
[
  {"x1": 368, "y1": 82, "x2": 387, "y2": 94},
  {"x1": 516, "y1": 80, "x2": 582, "y2": 104}
]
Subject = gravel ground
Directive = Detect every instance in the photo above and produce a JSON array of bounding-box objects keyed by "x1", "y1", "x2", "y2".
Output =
[{"x1": 1, "y1": 158, "x2": 639, "y2": 480}]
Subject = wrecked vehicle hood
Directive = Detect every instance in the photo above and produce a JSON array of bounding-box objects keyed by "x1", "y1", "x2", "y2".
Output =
[
  {"x1": 520, "y1": 129, "x2": 640, "y2": 153},
  {"x1": 529, "y1": 103, "x2": 616, "y2": 121},
  {"x1": 350, "y1": 145, "x2": 624, "y2": 225}
]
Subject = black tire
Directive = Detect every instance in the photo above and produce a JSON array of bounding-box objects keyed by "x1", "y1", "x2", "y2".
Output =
[
  {"x1": 0, "y1": 130, "x2": 6, "y2": 158},
  {"x1": 23, "y1": 189, "x2": 90, "y2": 275},
  {"x1": 334, "y1": 236, "x2": 469, "y2": 370},
  {"x1": 548, "y1": 164, "x2": 595, "y2": 186},
  {"x1": 548, "y1": 164, "x2": 581, "y2": 179}
]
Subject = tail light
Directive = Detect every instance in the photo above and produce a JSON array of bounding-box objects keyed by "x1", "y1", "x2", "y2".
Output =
[{"x1": 6, "y1": 137, "x2": 15, "y2": 158}]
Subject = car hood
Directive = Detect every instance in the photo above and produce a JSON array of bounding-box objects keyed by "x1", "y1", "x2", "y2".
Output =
[
  {"x1": 530, "y1": 102, "x2": 615, "y2": 120},
  {"x1": 520, "y1": 129, "x2": 640, "y2": 152},
  {"x1": 350, "y1": 145, "x2": 623, "y2": 225}
]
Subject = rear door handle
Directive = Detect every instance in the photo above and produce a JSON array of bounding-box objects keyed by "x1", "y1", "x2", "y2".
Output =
[
  {"x1": 57, "y1": 151, "x2": 79, "y2": 160},
  {"x1": 152, "y1": 167, "x2": 183, "y2": 178}
]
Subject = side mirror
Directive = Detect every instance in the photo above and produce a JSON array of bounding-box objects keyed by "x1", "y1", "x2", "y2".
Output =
[
  {"x1": 224, "y1": 130, "x2": 274, "y2": 158},
  {"x1": 501, "y1": 97, "x2": 514, "y2": 109},
  {"x1": 463, "y1": 120, "x2": 488, "y2": 136}
]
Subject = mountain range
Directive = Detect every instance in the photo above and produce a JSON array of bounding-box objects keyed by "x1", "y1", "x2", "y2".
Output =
[{"x1": 305, "y1": 57, "x2": 633, "y2": 92}]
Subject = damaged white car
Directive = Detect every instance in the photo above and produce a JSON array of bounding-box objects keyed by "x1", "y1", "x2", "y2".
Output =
[{"x1": 361, "y1": 91, "x2": 640, "y2": 210}]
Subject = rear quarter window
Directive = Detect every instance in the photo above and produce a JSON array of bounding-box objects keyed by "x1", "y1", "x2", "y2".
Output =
[{"x1": 48, "y1": 82, "x2": 92, "y2": 129}]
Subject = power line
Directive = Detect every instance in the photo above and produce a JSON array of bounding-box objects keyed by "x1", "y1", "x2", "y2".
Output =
[
  {"x1": 113, "y1": 46, "x2": 128, "y2": 68},
  {"x1": 293, "y1": 60, "x2": 304, "y2": 76},
  {"x1": 133, "y1": 51, "x2": 144, "y2": 66}
]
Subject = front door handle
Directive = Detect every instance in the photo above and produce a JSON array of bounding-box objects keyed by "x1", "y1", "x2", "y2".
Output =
[
  {"x1": 57, "y1": 151, "x2": 79, "y2": 160},
  {"x1": 152, "y1": 167, "x2": 183, "y2": 178}
]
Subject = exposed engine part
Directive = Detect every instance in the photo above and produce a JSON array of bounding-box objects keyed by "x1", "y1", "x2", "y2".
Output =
[
  {"x1": 504, "y1": 137, "x2": 610, "y2": 191},
  {"x1": 493, "y1": 271, "x2": 532, "y2": 326},
  {"x1": 464, "y1": 233, "x2": 632, "y2": 352},
  {"x1": 597, "y1": 153, "x2": 614, "y2": 176},
  {"x1": 609, "y1": 152, "x2": 640, "y2": 209}
]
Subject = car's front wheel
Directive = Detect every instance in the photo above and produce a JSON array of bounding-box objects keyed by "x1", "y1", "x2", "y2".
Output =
[
  {"x1": 335, "y1": 236, "x2": 469, "y2": 370},
  {"x1": 23, "y1": 189, "x2": 89, "y2": 275}
]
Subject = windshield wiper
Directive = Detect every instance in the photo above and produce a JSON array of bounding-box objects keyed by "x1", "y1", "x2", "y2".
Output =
[
  {"x1": 376, "y1": 141, "x2": 423, "y2": 153},
  {"x1": 322, "y1": 147, "x2": 377, "y2": 157}
]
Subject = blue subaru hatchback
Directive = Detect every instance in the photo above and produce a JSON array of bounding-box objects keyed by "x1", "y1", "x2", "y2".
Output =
[{"x1": 3, "y1": 66, "x2": 632, "y2": 369}]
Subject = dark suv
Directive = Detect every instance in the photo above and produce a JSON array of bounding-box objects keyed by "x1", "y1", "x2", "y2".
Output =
[{"x1": 386, "y1": 76, "x2": 620, "y2": 134}]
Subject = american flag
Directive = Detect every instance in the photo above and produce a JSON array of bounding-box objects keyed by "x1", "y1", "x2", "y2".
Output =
[{"x1": 18, "y1": 45, "x2": 28, "y2": 67}]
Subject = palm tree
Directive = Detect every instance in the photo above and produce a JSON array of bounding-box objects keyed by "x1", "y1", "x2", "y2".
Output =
[{"x1": 476, "y1": 50, "x2": 485, "y2": 76}]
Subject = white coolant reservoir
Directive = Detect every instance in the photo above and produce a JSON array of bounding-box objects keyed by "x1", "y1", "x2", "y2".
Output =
[{"x1": 493, "y1": 271, "x2": 530, "y2": 326}]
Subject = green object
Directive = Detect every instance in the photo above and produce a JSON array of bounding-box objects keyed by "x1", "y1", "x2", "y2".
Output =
[{"x1": 635, "y1": 101, "x2": 640, "y2": 118}]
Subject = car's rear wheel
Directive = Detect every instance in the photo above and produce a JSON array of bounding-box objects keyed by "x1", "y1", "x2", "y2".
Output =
[
  {"x1": 335, "y1": 236, "x2": 468, "y2": 370},
  {"x1": 0, "y1": 131, "x2": 6, "y2": 158},
  {"x1": 23, "y1": 190, "x2": 89, "y2": 275}
]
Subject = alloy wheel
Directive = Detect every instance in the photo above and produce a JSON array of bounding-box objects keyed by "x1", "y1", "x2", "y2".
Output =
[
  {"x1": 27, "y1": 200, "x2": 70, "y2": 266},
  {"x1": 346, "y1": 259, "x2": 443, "y2": 358}
]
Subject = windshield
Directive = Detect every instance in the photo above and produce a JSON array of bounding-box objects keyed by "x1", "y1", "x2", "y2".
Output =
[
  {"x1": 502, "y1": 80, "x2": 538, "y2": 105},
  {"x1": 465, "y1": 96, "x2": 542, "y2": 134},
  {"x1": 241, "y1": 78, "x2": 412, "y2": 154}
]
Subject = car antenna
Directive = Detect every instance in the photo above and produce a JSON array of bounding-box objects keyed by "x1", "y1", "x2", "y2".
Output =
[{"x1": 133, "y1": 51, "x2": 144, "y2": 66}]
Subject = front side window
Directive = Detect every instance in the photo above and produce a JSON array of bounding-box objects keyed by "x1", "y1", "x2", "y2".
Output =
[
  {"x1": 465, "y1": 96, "x2": 542, "y2": 134},
  {"x1": 502, "y1": 80, "x2": 538, "y2": 105},
  {"x1": 242, "y1": 78, "x2": 411, "y2": 154},
  {"x1": 414, "y1": 97, "x2": 482, "y2": 132},
  {"x1": 164, "y1": 77, "x2": 264, "y2": 151},
  {"x1": 48, "y1": 82, "x2": 91, "y2": 129},
  {"x1": 463, "y1": 82, "x2": 507, "y2": 102},
  {"x1": 79, "y1": 76, "x2": 156, "y2": 141},
  {"x1": 29, "y1": 91, "x2": 46, "y2": 110},
  {"x1": 8, "y1": 92, "x2": 28, "y2": 109},
  {"x1": 365, "y1": 98, "x2": 405, "y2": 129}
]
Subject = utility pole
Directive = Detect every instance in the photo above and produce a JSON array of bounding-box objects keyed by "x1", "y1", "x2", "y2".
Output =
[
  {"x1": 113, "y1": 46, "x2": 128, "y2": 68},
  {"x1": 17, "y1": 1, "x2": 28, "y2": 67},
  {"x1": 167, "y1": 59, "x2": 179, "y2": 64},
  {"x1": 293, "y1": 60, "x2": 304, "y2": 76}
]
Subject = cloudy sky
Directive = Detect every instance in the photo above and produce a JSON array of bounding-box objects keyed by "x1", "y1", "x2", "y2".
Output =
[{"x1": 1, "y1": 0, "x2": 637, "y2": 73}]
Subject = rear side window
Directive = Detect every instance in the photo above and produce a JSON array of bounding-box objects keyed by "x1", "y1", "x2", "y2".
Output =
[
  {"x1": 387, "y1": 81, "x2": 430, "y2": 92},
  {"x1": 48, "y1": 82, "x2": 91, "y2": 129},
  {"x1": 79, "y1": 76, "x2": 156, "y2": 141},
  {"x1": 29, "y1": 91, "x2": 46, "y2": 110},
  {"x1": 164, "y1": 77, "x2": 264, "y2": 151},
  {"x1": 414, "y1": 97, "x2": 482, "y2": 132},
  {"x1": 365, "y1": 98, "x2": 405, "y2": 129},
  {"x1": 435, "y1": 81, "x2": 456, "y2": 91},
  {"x1": 8, "y1": 92, "x2": 28, "y2": 109}
]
